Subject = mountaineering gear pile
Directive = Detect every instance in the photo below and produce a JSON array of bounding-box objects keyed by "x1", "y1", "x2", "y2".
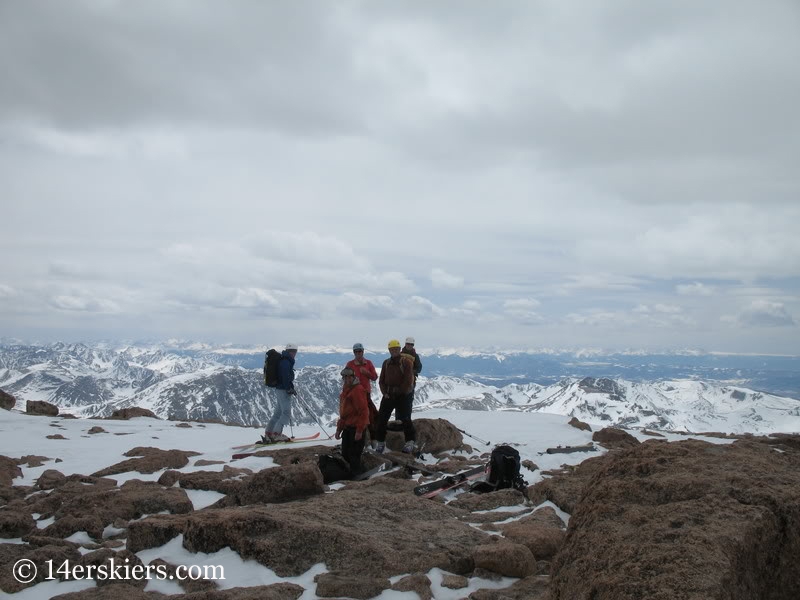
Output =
[{"x1": 413, "y1": 465, "x2": 487, "y2": 498}]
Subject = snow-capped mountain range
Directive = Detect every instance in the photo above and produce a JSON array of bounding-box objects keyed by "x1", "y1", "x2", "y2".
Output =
[{"x1": 1, "y1": 342, "x2": 799, "y2": 435}]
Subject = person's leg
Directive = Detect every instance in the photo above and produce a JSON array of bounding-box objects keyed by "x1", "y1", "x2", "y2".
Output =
[
  {"x1": 375, "y1": 396, "x2": 395, "y2": 443},
  {"x1": 366, "y1": 397, "x2": 379, "y2": 446},
  {"x1": 341, "y1": 427, "x2": 364, "y2": 475},
  {"x1": 273, "y1": 389, "x2": 292, "y2": 434},
  {"x1": 397, "y1": 392, "x2": 416, "y2": 443},
  {"x1": 265, "y1": 389, "x2": 282, "y2": 435}
]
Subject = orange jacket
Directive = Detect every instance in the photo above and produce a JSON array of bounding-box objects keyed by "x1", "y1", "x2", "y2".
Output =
[
  {"x1": 337, "y1": 381, "x2": 370, "y2": 435},
  {"x1": 345, "y1": 358, "x2": 378, "y2": 398}
]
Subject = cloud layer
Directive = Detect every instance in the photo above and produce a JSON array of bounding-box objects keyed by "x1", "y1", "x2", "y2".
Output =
[{"x1": 1, "y1": 1, "x2": 798, "y2": 353}]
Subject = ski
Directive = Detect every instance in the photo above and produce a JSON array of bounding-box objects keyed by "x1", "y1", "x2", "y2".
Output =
[
  {"x1": 352, "y1": 462, "x2": 388, "y2": 481},
  {"x1": 413, "y1": 464, "x2": 487, "y2": 498},
  {"x1": 231, "y1": 432, "x2": 321, "y2": 451},
  {"x1": 232, "y1": 431, "x2": 322, "y2": 450},
  {"x1": 544, "y1": 443, "x2": 595, "y2": 454},
  {"x1": 376, "y1": 450, "x2": 439, "y2": 476}
]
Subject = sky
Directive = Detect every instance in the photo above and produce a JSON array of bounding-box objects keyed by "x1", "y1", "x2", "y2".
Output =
[{"x1": 1, "y1": 0, "x2": 799, "y2": 354}]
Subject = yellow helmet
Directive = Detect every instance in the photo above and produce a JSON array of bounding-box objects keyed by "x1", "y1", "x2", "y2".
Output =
[{"x1": 387, "y1": 339, "x2": 401, "y2": 349}]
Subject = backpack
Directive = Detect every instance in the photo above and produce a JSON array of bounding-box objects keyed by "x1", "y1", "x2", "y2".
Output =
[
  {"x1": 486, "y1": 445, "x2": 527, "y2": 492},
  {"x1": 318, "y1": 453, "x2": 353, "y2": 484},
  {"x1": 263, "y1": 349, "x2": 281, "y2": 387}
]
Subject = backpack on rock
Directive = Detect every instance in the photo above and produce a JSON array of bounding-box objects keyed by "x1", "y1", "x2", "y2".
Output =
[{"x1": 470, "y1": 445, "x2": 528, "y2": 496}]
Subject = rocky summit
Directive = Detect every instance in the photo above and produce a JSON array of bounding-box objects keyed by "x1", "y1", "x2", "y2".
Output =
[{"x1": 1, "y1": 407, "x2": 799, "y2": 599}]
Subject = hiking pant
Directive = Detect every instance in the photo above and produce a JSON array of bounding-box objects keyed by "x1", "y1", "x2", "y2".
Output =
[
  {"x1": 376, "y1": 392, "x2": 416, "y2": 443},
  {"x1": 266, "y1": 389, "x2": 292, "y2": 434},
  {"x1": 366, "y1": 397, "x2": 378, "y2": 443},
  {"x1": 341, "y1": 426, "x2": 365, "y2": 475}
]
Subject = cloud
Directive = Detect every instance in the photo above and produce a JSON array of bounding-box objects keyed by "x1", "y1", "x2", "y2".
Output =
[
  {"x1": 729, "y1": 301, "x2": 797, "y2": 328},
  {"x1": 401, "y1": 296, "x2": 446, "y2": 320},
  {"x1": 567, "y1": 304, "x2": 693, "y2": 329},
  {"x1": 0, "y1": 284, "x2": 16, "y2": 299},
  {"x1": 676, "y1": 282, "x2": 715, "y2": 296},
  {"x1": 49, "y1": 294, "x2": 120, "y2": 314},
  {"x1": 337, "y1": 293, "x2": 396, "y2": 320},
  {"x1": 504, "y1": 298, "x2": 544, "y2": 325},
  {"x1": 246, "y1": 231, "x2": 370, "y2": 271},
  {"x1": 430, "y1": 268, "x2": 464, "y2": 289}
]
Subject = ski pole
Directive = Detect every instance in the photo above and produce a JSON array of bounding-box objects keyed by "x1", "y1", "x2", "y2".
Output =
[
  {"x1": 456, "y1": 427, "x2": 490, "y2": 446},
  {"x1": 295, "y1": 390, "x2": 333, "y2": 439}
]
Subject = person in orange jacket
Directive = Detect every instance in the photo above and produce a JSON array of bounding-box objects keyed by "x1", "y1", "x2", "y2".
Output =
[
  {"x1": 345, "y1": 342, "x2": 379, "y2": 446},
  {"x1": 336, "y1": 367, "x2": 370, "y2": 475}
]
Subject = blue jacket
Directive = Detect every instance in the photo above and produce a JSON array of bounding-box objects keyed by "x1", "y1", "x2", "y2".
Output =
[{"x1": 277, "y1": 350, "x2": 295, "y2": 392}]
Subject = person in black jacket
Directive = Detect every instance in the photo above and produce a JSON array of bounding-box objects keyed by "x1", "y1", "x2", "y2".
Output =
[{"x1": 264, "y1": 343, "x2": 298, "y2": 442}]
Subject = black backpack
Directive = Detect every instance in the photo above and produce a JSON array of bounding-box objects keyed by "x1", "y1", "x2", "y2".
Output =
[
  {"x1": 263, "y1": 349, "x2": 281, "y2": 387},
  {"x1": 486, "y1": 445, "x2": 527, "y2": 492},
  {"x1": 318, "y1": 453, "x2": 353, "y2": 484}
]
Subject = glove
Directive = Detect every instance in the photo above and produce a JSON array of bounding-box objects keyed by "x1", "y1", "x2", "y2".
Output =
[
  {"x1": 335, "y1": 429, "x2": 342, "y2": 440},
  {"x1": 355, "y1": 430, "x2": 363, "y2": 441},
  {"x1": 287, "y1": 388, "x2": 296, "y2": 396}
]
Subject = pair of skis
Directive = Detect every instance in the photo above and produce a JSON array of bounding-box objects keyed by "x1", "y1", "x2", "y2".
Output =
[
  {"x1": 413, "y1": 464, "x2": 487, "y2": 498},
  {"x1": 231, "y1": 432, "x2": 322, "y2": 458}
]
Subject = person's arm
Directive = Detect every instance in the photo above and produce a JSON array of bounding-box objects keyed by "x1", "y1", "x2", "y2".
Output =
[
  {"x1": 414, "y1": 354, "x2": 421, "y2": 376},
  {"x1": 354, "y1": 387, "x2": 370, "y2": 440},
  {"x1": 364, "y1": 360, "x2": 378, "y2": 382},
  {"x1": 378, "y1": 361, "x2": 387, "y2": 396},
  {"x1": 402, "y1": 358, "x2": 414, "y2": 393}
]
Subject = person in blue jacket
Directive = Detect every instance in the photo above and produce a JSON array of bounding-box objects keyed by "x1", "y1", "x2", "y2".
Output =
[{"x1": 263, "y1": 343, "x2": 298, "y2": 442}]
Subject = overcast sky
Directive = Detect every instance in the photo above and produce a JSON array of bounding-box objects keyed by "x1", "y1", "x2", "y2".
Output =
[{"x1": 1, "y1": 0, "x2": 798, "y2": 354}]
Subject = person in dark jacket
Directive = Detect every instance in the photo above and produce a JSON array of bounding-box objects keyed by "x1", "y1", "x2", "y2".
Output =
[
  {"x1": 375, "y1": 339, "x2": 416, "y2": 454},
  {"x1": 336, "y1": 367, "x2": 370, "y2": 475},
  {"x1": 264, "y1": 343, "x2": 298, "y2": 442}
]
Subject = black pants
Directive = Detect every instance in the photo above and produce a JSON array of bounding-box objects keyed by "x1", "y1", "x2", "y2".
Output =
[
  {"x1": 376, "y1": 392, "x2": 416, "y2": 443},
  {"x1": 341, "y1": 426, "x2": 365, "y2": 475}
]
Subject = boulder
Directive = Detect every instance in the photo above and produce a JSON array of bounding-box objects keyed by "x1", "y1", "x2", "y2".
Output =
[
  {"x1": 220, "y1": 463, "x2": 324, "y2": 506},
  {"x1": 49, "y1": 583, "x2": 167, "y2": 599},
  {"x1": 0, "y1": 542, "x2": 81, "y2": 593},
  {"x1": 88, "y1": 426, "x2": 107, "y2": 434},
  {"x1": 158, "y1": 466, "x2": 253, "y2": 495},
  {"x1": 91, "y1": 447, "x2": 200, "y2": 477},
  {"x1": 26, "y1": 400, "x2": 59, "y2": 416},
  {"x1": 18, "y1": 455, "x2": 50, "y2": 467},
  {"x1": 108, "y1": 408, "x2": 158, "y2": 420},
  {"x1": 129, "y1": 485, "x2": 488, "y2": 579},
  {"x1": 37, "y1": 469, "x2": 68, "y2": 490},
  {"x1": 27, "y1": 478, "x2": 192, "y2": 541},
  {"x1": 0, "y1": 456, "x2": 23, "y2": 486},
  {"x1": 493, "y1": 507, "x2": 567, "y2": 560},
  {"x1": 313, "y1": 572, "x2": 390, "y2": 599},
  {"x1": 472, "y1": 541, "x2": 537, "y2": 577},
  {"x1": 568, "y1": 417, "x2": 592, "y2": 432},
  {"x1": 591, "y1": 427, "x2": 640, "y2": 449},
  {"x1": 550, "y1": 438, "x2": 800, "y2": 600},
  {"x1": 467, "y1": 575, "x2": 550, "y2": 599},
  {"x1": 0, "y1": 510, "x2": 36, "y2": 538},
  {"x1": 392, "y1": 573, "x2": 433, "y2": 600},
  {"x1": 0, "y1": 388, "x2": 15, "y2": 411}
]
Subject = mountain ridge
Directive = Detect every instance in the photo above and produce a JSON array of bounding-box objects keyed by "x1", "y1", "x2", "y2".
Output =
[{"x1": 2, "y1": 342, "x2": 799, "y2": 435}]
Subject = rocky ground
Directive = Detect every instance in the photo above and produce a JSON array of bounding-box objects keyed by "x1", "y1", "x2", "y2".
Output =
[{"x1": 1, "y1": 394, "x2": 799, "y2": 599}]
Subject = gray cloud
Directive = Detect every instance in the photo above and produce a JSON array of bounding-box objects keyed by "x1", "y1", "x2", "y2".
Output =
[
  {"x1": 731, "y1": 301, "x2": 797, "y2": 328},
  {"x1": 1, "y1": 0, "x2": 798, "y2": 354}
]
